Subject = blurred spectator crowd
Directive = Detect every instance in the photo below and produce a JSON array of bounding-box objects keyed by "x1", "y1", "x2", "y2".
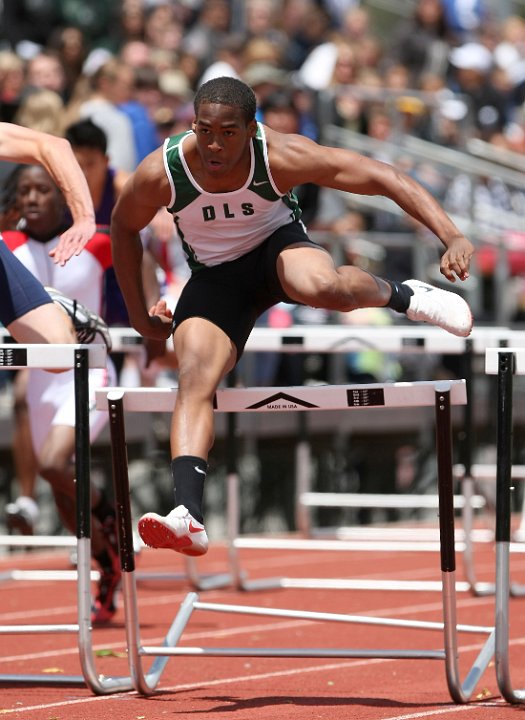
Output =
[
  {"x1": 2, "y1": 0, "x2": 525, "y2": 344},
  {"x1": 1, "y1": 0, "x2": 525, "y2": 166}
]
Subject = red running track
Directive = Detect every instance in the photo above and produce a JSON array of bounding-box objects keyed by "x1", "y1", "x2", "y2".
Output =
[{"x1": 0, "y1": 530, "x2": 524, "y2": 720}]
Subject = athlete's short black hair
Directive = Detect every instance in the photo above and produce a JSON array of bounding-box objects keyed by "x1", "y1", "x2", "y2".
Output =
[
  {"x1": 194, "y1": 76, "x2": 256, "y2": 123},
  {"x1": 65, "y1": 118, "x2": 107, "y2": 154}
]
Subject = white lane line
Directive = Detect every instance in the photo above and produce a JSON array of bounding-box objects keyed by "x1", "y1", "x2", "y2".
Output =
[
  {"x1": 379, "y1": 699, "x2": 506, "y2": 720},
  {"x1": 0, "y1": 658, "x2": 391, "y2": 714}
]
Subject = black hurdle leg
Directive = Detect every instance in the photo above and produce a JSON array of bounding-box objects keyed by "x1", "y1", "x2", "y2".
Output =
[
  {"x1": 76, "y1": 354, "x2": 134, "y2": 694},
  {"x1": 107, "y1": 391, "x2": 192, "y2": 693},
  {"x1": 435, "y1": 384, "x2": 495, "y2": 702},
  {"x1": 75, "y1": 348, "x2": 91, "y2": 544},
  {"x1": 75, "y1": 348, "x2": 95, "y2": 681},
  {"x1": 108, "y1": 393, "x2": 135, "y2": 573},
  {"x1": 459, "y1": 340, "x2": 493, "y2": 595},
  {"x1": 435, "y1": 387, "x2": 455, "y2": 578},
  {"x1": 494, "y1": 351, "x2": 525, "y2": 703}
]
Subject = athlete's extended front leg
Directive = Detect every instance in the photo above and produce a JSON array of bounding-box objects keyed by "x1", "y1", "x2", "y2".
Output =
[
  {"x1": 170, "y1": 316, "x2": 237, "y2": 458},
  {"x1": 138, "y1": 317, "x2": 237, "y2": 556},
  {"x1": 277, "y1": 244, "x2": 472, "y2": 337}
]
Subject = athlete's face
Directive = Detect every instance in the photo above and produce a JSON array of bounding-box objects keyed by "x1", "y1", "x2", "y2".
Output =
[
  {"x1": 192, "y1": 102, "x2": 256, "y2": 177},
  {"x1": 16, "y1": 166, "x2": 65, "y2": 237}
]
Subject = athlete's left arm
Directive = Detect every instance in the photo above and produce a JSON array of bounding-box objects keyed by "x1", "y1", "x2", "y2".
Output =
[{"x1": 267, "y1": 128, "x2": 474, "y2": 282}]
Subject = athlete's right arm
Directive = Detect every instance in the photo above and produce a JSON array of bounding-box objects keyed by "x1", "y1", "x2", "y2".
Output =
[
  {"x1": 0, "y1": 122, "x2": 96, "y2": 264},
  {"x1": 111, "y1": 148, "x2": 173, "y2": 340}
]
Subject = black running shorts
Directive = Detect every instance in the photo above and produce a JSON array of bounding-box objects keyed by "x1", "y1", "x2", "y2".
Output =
[{"x1": 172, "y1": 221, "x2": 322, "y2": 360}]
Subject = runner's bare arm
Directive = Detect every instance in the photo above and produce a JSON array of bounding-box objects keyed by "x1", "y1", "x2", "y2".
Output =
[
  {"x1": 111, "y1": 148, "x2": 173, "y2": 338},
  {"x1": 266, "y1": 127, "x2": 473, "y2": 281},
  {"x1": 0, "y1": 122, "x2": 96, "y2": 265}
]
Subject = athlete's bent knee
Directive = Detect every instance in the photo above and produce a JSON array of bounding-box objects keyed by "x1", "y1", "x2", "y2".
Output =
[{"x1": 307, "y1": 272, "x2": 355, "y2": 311}]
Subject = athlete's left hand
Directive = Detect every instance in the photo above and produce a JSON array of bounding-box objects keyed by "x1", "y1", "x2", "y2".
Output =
[
  {"x1": 48, "y1": 218, "x2": 97, "y2": 265},
  {"x1": 440, "y1": 236, "x2": 474, "y2": 282}
]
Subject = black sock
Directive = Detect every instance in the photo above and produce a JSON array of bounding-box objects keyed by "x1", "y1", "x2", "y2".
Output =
[
  {"x1": 92, "y1": 488, "x2": 116, "y2": 524},
  {"x1": 171, "y1": 455, "x2": 207, "y2": 523},
  {"x1": 385, "y1": 280, "x2": 414, "y2": 313}
]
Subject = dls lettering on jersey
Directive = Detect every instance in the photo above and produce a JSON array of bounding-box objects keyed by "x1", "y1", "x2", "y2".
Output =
[{"x1": 202, "y1": 203, "x2": 255, "y2": 221}]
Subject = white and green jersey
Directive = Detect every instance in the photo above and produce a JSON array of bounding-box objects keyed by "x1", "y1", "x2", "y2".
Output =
[{"x1": 163, "y1": 122, "x2": 302, "y2": 270}]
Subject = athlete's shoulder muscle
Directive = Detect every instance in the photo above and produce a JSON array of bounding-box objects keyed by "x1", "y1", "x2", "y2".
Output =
[
  {"x1": 129, "y1": 147, "x2": 171, "y2": 207},
  {"x1": 265, "y1": 127, "x2": 323, "y2": 191}
]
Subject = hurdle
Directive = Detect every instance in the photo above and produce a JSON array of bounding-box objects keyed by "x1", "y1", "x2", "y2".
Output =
[
  {"x1": 485, "y1": 348, "x2": 525, "y2": 704},
  {"x1": 0, "y1": 344, "x2": 134, "y2": 694},
  {"x1": 9, "y1": 325, "x2": 516, "y2": 594},
  {"x1": 231, "y1": 325, "x2": 525, "y2": 594},
  {"x1": 91, "y1": 325, "x2": 525, "y2": 595},
  {"x1": 100, "y1": 379, "x2": 495, "y2": 701}
]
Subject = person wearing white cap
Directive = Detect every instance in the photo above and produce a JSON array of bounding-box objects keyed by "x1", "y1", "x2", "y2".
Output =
[{"x1": 449, "y1": 41, "x2": 492, "y2": 73}]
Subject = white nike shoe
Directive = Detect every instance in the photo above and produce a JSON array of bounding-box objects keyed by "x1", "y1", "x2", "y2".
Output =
[
  {"x1": 137, "y1": 505, "x2": 208, "y2": 556},
  {"x1": 403, "y1": 280, "x2": 473, "y2": 338}
]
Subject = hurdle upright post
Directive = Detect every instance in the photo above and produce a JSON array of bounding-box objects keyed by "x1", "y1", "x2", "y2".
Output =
[
  {"x1": 457, "y1": 339, "x2": 487, "y2": 594},
  {"x1": 107, "y1": 390, "x2": 193, "y2": 694},
  {"x1": 435, "y1": 384, "x2": 495, "y2": 702},
  {"x1": 294, "y1": 411, "x2": 312, "y2": 535},
  {"x1": 74, "y1": 348, "x2": 135, "y2": 695},
  {"x1": 0, "y1": 344, "x2": 133, "y2": 693},
  {"x1": 225, "y1": 368, "x2": 243, "y2": 587},
  {"x1": 75, "y1": 347, "x2": 94, "y2": 680},
  {"x1": 492, "y1": 350, "x2": 525, "y2": 703}
]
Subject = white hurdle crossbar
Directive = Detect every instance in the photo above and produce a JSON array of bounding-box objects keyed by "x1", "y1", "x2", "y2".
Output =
[
  {"x1": 97, "y1": 380, "x2": 468, "y2": 413},
  {"x1": 0, "y1": 344, "x2": 133, "y2": 695},
  {"x1": 485, "y1": 348, "x2": 525, "y2": 704},
  {"x1": 6, "y1": 323, "x2": 522, "y2": 354},
  {"x1": 98, "y1": 379, "x2": 495, "y2": 701}
]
